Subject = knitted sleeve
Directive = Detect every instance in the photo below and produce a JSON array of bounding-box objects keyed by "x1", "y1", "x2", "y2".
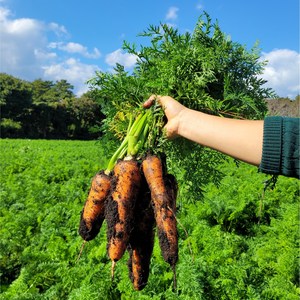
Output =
[{"x1": 259, "y1": 116, "x2": 299, "y2": 179}]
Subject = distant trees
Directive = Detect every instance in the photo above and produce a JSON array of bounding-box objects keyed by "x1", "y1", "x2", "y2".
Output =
[{"x1": 0, "y1": 73, "x2": 103, "y2": 139}]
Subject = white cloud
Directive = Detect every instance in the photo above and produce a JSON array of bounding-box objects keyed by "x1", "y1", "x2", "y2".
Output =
[
  {"x1": 166, "y1": 6, "x2": 179, "y2": 21},
  {"x1": 260, "y1": 49, "x2": 300, "y2": 98},
  {"x1": 34, "y1": 49, "x2": 57, "y2": 60},
  {"x1": 0, "y1": 6, "x2": 101, "y2": 96},
  {"x1": 43, "y1": 58, "x2": 100, "y2": 95},
  {"x1": 105, "y1": 49, "x2": 137, "y2": 68},
  {"x1": 48, "y1": 22, "x2": 68, "y2": 37},
  {"x1": 0, "y1": 7, "x2": 47, "y2": 78},
  {"x1": 0, "y1": 6, "x2": 9, "y2": 21},
  {"x1": 49, "y1": 42, "x2": 101, "y2": 59}
]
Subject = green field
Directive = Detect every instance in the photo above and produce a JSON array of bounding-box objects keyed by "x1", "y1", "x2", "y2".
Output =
[{"x1": 0, "y1": 139, "x2": 299, "y2": 300}]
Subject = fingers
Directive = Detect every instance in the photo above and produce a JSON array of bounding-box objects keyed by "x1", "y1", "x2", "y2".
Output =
[
  {"x1": 143, "y1": 94, "x2": 171, "y2": 110},
  {"x1": 143, "y1": 94, "x2": 162, "y2": 108},
  {"x1": 143, "y1": 94, "x2": 180, "y2": 140}
]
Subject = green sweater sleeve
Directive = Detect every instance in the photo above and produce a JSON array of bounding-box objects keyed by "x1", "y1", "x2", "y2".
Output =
[{"x1": 259, "y1": 116, "x2": 299, "y2": 179}]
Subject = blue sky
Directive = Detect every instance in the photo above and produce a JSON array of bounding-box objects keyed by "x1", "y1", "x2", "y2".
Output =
[{"x1": 0, "y1": 0, "x2": 299, "y2": 97}]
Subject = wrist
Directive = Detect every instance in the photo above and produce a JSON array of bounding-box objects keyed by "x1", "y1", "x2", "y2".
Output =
[{"x1": 177, "y1": 107, "x2": 191, "y2": 137}]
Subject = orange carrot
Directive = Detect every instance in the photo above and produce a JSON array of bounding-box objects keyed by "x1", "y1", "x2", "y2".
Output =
[
  {"x1": 79, "y1": 171, "x2": 111, "y2": 242},
  {"x1": 142, "y1": 154, "x2": 178, "y2": 268},
  {"x1": 127, "y1": 176, "x2": 155, "y2": 290},
  {"x1": 141, "y1": 154, "x2": 178, "y2": 273},
  {"x1": 105, "y1": 159, "x2": 141, "y2": 277}
]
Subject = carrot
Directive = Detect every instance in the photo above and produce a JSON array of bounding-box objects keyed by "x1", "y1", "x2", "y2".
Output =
[
  {"x1": 142, "y1": 154, "x2": 178, "y2": 266},
  {"x1": 127, "y1": 176, "x2": 155, "y2": 290},
  {"x1": 142, "y1": 155, "x2": 178, "y2": 288},
  {"x1": 141, "y1": 154, "x2": 178, "y2": 284},
  {"x1": 79, "y1": 171, "x2": 111, "y2": 242},
  {"x1": 105, "y1": 158, "x2": 141, "y2": 278}
]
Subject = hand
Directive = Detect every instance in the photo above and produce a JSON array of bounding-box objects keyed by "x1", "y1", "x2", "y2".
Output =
[
  {"x1": 143, "y1": 95, "x2": 186, "y2": 139},
  {"x1": 144, "y1": 94, "x2": 264, "y2": 166}
]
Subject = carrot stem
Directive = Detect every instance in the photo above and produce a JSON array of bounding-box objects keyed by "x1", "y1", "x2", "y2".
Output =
[
  {"x1": 105, "y1": 104, "x2": 164, "y2": 172},
  {"x1": 128, "y1": 111, "x2": 149, "y2": 156}
]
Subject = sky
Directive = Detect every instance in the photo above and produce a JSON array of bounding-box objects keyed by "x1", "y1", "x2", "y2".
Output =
[{"x1": 0, "y1": 0, "x2": 299, "y2": 98}]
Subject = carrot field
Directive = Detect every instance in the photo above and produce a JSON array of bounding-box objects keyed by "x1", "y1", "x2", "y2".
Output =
[{"x1": 0, "y1": 138, "x2": 299, "y2": 300}]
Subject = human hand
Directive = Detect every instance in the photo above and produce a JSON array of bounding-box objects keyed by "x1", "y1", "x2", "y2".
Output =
[{"x1": 143, "y1": 95, "x2": 186, "y2": 139}]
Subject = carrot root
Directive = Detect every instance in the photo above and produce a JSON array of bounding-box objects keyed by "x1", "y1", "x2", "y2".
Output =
[
  {"x1": 127, "y1": 175, "x2": 155, "y2": 290},
  {"x1": 141, "y1": 154, "x2": 179, "y2": 271},
  {"x1": 75, "y1": 240, "x2": 87, "y2": 264},
  {"x1": 79, "y1": 171, "x2": 111, "y2": 242},
  {"x1": 106, "y1": 159, "x2": 141, "y2": 265},
  {"x1": 111, "y1": 260, "x2": 116, "y2": 280}
]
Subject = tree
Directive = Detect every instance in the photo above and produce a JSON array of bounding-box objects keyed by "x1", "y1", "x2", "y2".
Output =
[
  {"x1": 31, "y1": 79, "x2": 54, "y2": 104},
  {"x1": 52, "y1": 80, "x2": 74, "y2": 102},
  {"x1": 0, "y1": 73, "x2": 32, "y2": 137},
  {"x1": 0, "y1": 73, "x2": 32, "y2": 120},
  {"x1": 29, "y1": 79, "x2": 75, "y2": 138},
  {"x1": 66, "y1": 91, "x2": 104, "y2": 139},
  {"x1": 0, "y1": 74, "x2": 101, "y2": 139}
]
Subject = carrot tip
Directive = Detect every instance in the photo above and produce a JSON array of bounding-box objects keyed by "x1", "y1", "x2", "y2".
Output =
[
  {"x1": 75, "y1": 240, "x2": 87, "y2": 264},
  {"x1": 111, "y1": 261, "x2": 116, "y2": 280},
  {"x1": 172, "y1": 265, "x2": 177, "y2": 291}
]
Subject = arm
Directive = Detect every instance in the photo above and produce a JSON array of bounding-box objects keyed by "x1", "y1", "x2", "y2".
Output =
[
  {"x1": 144, "y1": 95, "x2": 264, "y2": 166},
  {"x1": 179, "y1": 108, "x2": 264, "y2": 165}
]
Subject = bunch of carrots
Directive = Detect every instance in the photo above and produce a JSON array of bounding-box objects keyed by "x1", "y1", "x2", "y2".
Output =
[{"x1": 78, "y1": 104, "x2": 179, "y2": 291}]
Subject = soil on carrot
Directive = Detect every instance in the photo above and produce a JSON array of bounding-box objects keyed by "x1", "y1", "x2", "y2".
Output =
[
  {"x1": 128, "y1": 176, "x2": 155, "y2": 249},
  {"x1": 79, "y1": 214, "x2": 104, "y2": 241},
  {"x1": 127, "y1": 177, "x2": 155, "y2": 290},
  {"x1": 105, "y1": 193, "x2": 120, "y2": 241},
  {"x1": 157, "y1": 174, "x2": 178, "y2": 268},
  {"x1": 78, "y1": 171, "x2": 111, "y2": 241},
  {"x1": 157, "y1": 217, "x2": 178, "y2": 267},
  {"x1": 105, "y1": 161, "x2": 141, "y2": 242}
]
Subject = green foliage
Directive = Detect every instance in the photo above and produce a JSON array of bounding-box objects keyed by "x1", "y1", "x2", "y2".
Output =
[
  {"x1": 125, "y1": 12, "x2": 273, "y2": 118},
  {"x1": 178, "y1": 161, "x2": 300, "y2": 300},
  {"x1": 0, "y1": 139, "x2": 107, "y2": 298},
  {"x1": 0, "y1": 74, "x2": 103, "y2": 139},
  {"x1": 30, "y1": 79, "x2": 73, "y2": 105},
  {"x1": 88, "y1": 12, "x2": 275, "y2": 199},
  {"x1": 0, "y1": 140, "x2": 299, "y2": 299},
  {"x1": 90, "y1": 13, "x2": 273, "y2": 129},
  {"x1": 0, "y1": 73, "x2": 33, "y2": 121},
  {"x1": 0, "y1": 119, "x2": 22, "y2": 137},
  {"x1": 0, "y1": 12, "x2": 297, "y2": 300}
]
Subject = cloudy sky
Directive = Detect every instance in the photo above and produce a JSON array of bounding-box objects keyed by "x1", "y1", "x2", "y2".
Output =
[{"x1": 0, "y1": 0, "x2": 299, "y2": 98}]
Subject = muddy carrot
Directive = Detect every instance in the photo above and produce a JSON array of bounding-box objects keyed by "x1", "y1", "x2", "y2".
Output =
[
  {"x1": 105, "y1": 159, "x2": 141, "y2": 278},
  {"x1": 79, "y1": 171, "x2": 111, "y2": 242},
  {"x1": 127, "y1": 176, "x2": 155, "y2": 290},
  {"x1": 142, "y1": 154, "x2": 178, "y2": 268}
]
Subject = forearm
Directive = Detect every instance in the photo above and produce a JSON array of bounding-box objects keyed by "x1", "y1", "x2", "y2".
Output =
[{"x1": 178, "y1": 108, "x2": 264, "y2": 166}]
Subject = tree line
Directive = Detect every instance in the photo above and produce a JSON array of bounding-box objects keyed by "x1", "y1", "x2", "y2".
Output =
[
  {"x1": 0, "y1": 73, "x2": 104, "y2": 139},
  {"x1": 1, "y1": 71, "x2": 298, "y2": 141}
]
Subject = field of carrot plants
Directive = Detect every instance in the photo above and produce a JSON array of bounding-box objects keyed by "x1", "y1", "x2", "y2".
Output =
[{"x1": 0, "y1": 138, "x2": 299, "y2": 300}]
